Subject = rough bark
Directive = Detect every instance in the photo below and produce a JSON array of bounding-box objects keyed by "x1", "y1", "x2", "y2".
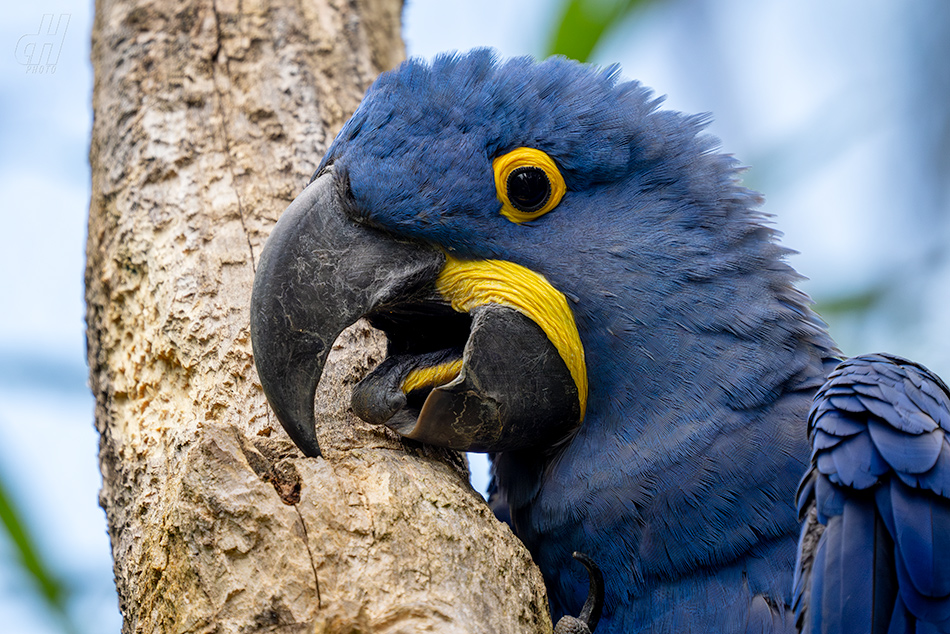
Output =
[{"x1": 85, "y1": 0, "x2": 553, "y2": 632}]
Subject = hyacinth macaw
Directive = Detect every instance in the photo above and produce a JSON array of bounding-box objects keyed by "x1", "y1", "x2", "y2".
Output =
[{"x1": 249, "y1": 50, "x2": 950, "y2": 633}]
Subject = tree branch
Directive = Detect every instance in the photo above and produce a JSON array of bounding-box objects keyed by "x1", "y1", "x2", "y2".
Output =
[{"x1": 86, "y1": 0, "x2": 552, "y2": 631}]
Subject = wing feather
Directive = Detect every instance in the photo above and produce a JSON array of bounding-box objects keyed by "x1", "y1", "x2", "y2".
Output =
[{"x1": 794, "y1": 354, "x2": 950, "y2": 633}]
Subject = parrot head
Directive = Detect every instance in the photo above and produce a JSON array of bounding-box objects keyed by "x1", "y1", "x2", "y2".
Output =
[{"x1": 250, "y1": 49, "x2": 818, "y2": 467}]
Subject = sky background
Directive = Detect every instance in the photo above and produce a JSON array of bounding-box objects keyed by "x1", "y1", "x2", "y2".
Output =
[{"x1": 1, "y1": 1, "x2": 948, "y2": 632}]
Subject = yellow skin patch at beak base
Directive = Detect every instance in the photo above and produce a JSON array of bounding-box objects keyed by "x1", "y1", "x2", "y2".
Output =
[
  {"x1": 435, "y1": 255, "x2": 588, "y2": 419},
  {"x1": 401, "y1": 358, "x2": 464, "y2": 394}
]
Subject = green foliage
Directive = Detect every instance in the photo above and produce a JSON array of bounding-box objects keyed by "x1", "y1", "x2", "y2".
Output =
[
  {"x1": 0, "y1": 467, "x2": 77, "y2": 634},
  {"x1": 546, "y1": 0, "x2": 655, "y2": 62},
  {"x1": 814, "y1": 285, "x2": 890, "y2": 319}
]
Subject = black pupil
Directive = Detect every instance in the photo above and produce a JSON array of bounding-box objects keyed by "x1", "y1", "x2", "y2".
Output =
[{"x1": 507, "y1": 166, "x2": 552, "y2": 213}]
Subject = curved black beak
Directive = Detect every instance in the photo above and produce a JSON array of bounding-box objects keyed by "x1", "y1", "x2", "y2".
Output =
[{"x1": 250, "y1": 170, "x2": 445, "y2": 457}]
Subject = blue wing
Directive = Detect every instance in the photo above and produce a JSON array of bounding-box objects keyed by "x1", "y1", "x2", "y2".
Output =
[{"x1": 794, "y1": 353, "x2": 950, "y2": 633}]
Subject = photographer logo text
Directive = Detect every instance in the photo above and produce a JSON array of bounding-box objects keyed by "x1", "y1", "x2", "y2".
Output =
[{"x1": 16, "y1": 14, "x2": 70, "y2": 75}]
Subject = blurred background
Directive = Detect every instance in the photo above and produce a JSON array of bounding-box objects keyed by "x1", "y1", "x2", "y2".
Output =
[{"x1": 1, "y1": 0, "x2": 948, "y2": 631}]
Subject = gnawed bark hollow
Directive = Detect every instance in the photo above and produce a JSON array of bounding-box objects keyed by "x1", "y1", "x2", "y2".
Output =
[{"x1": 85, "y1": 0, "x2": 553, "y2": 631}]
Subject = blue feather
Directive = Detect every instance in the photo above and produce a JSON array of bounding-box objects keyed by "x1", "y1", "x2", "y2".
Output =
[
  {"x1": 840, "y1": 500, "x2": 876, "y2": 634},
  {"x1": 867, "y1": 421, "x2": 943, "y2": 474},
  {"x1": 797, "y1": 354, "x2": 950, "y2": 633},
  {"x1": 814, "y1": 409, "x2": 868, "y2": 438},
  {"x1": 831, "y1": 433, "x2": 881, "y2": 489},
  {"x1": 916, "y1": 443, "x2": 950, "y2": 497}
]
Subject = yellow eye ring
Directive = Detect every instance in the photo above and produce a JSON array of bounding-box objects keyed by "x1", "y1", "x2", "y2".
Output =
[{"x1": 493, "y1": 147, "x2": 566, "y2": 223}]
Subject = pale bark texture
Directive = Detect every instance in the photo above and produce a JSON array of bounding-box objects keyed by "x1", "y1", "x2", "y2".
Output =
[{"x1": 85, "y1": 0, "x2": 554, "y2": 632}]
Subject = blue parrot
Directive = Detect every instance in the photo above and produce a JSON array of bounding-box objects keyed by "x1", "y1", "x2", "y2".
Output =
[{"x1": 249, "y1": 51, "x2": 950, "y2": 633}]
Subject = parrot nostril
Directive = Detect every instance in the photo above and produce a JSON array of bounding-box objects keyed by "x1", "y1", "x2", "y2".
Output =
[
  {"x1": 334, "y1": 167, "x2": 369, "y2": 224},
  {"x1": 340, "y1": 169, "x2": 354, "y2": 202},
  {"x1": 309, "y1": 161, "x2": 332, "y2": 185}
]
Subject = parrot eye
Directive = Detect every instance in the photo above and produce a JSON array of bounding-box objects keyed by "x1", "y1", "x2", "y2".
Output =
[
  {"x1": 493, "y1": 147, "x2": 566, "y2": 223},
  {"x1": 507, "y1": 167, "x2": 551, "y2": 213}
]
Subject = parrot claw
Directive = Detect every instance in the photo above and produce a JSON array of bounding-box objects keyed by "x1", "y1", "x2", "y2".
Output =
[
  {"x1": 553, "y1": 552, "x2": 604, "y2": 634},
  {"x1": 553, "y1": 616, "x2": 592, "y2": 634}
]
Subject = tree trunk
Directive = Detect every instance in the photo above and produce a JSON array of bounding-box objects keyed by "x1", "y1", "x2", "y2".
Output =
[{"x1": 85, "y1": 0, "x2": 553, "y2": 632}]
